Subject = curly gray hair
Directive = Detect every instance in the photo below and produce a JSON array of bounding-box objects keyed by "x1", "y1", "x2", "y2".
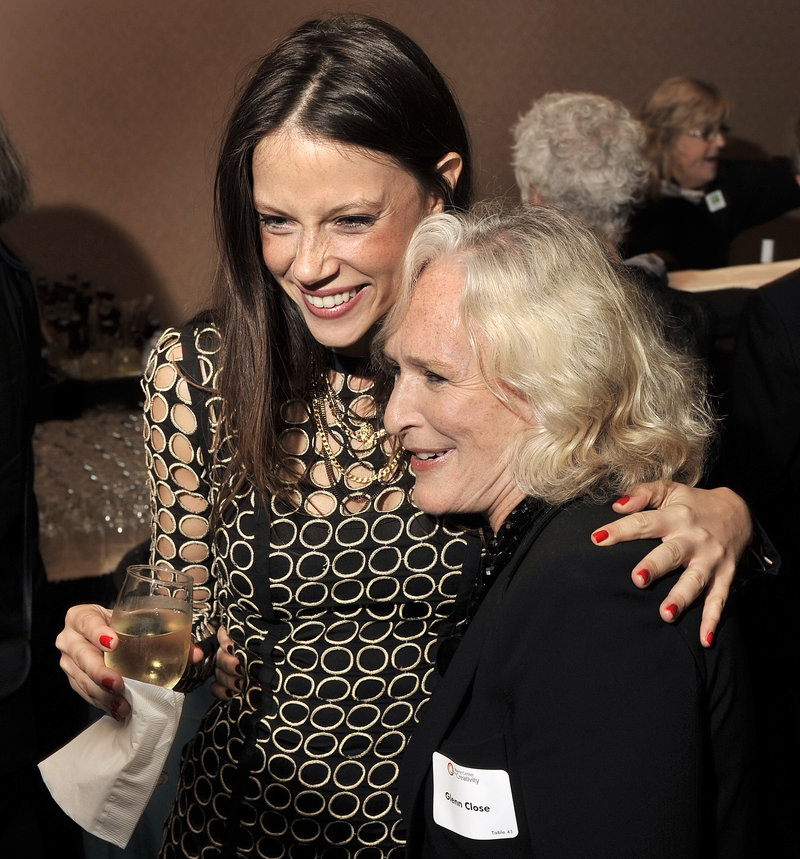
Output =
[{"x1": 511, "y1": 92, "x2": 647, "y2": 245}]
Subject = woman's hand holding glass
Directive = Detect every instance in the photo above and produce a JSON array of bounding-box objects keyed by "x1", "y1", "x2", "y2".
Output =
[{"x1": 56, "y1": 568, "x2": 207, "y2": 721}]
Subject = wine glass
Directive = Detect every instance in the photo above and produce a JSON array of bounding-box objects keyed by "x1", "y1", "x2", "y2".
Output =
[{"x1": 104, "y1": 565, "x2": 193, "y2": 689}]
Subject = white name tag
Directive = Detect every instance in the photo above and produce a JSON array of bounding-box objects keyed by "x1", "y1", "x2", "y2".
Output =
[
  {"x1": 705, "y1": 189, "x2": 727, "y2": 212},
  {"x1": 431, "y1": 751, "x2": 518, "y2": 840}
]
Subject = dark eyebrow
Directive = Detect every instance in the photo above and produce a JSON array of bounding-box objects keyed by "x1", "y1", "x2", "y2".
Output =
[
  {"x1": 253, "y1": 197, "x2": 384, "y2": 217},
  {"x1": 330, "y1": 198, "x2": 383, "y2": 215}
]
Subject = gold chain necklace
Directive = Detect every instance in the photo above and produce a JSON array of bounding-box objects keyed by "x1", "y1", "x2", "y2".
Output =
[
  {"x1": 323, "y1": 374, "x2": 387, "y2": 449},
  {"x1": 312, "y1": 375, "x2": 403, "y2": 486}
]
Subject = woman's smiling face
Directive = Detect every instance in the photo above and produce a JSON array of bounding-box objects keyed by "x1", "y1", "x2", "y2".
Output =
[
  {"x1": 383, "y1": 259, "x2": 533, "y2": 533},
  {"x1": 253, "y1": 128, "x2": 449, "y2": 356},
  {"x1": 671, "y1": 126, "x2": 726, "y2": 189}
]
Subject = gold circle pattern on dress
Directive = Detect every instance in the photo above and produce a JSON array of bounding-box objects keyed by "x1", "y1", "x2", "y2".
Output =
[{"x1": 147, "y1": 326, "x2": 467, "y2": 859}]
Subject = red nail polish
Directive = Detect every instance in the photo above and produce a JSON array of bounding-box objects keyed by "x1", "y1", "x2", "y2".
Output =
[
  {"x1": 226, "y1": 688, "x2": 233, "y2": 698},
  {"x1": 99, "y1": 635, "x2": 113, "y2": 648},
  {"x1": 592, "y1": 529, "x2": 609, "y2": 543},
  {"x1": 227, "y1": 645, "x2": 234, "y2": 655},
  {"x1": 616, "y1": 496, "x2": 630, "y2": 506},
  {"x1": 235, "y1": 663, "x2": 243, "y2": 675},
  {"x1": 235, "y1": 678, "x2": 242, "y2": 691},
  {"x1": 635, "y1": 569, "x2": 650, "y2": 585},
  {"x1": 705, "y1": 631, "x2": 714, "y2": 646},
  {"x1": 102, "y1": 677, "x2": 115, "y2": 692},
  {"x1": 664, "y1": 603, "x2": 678, "y2": 619},
  {"x1": 110, "y1": 701, "x2": 122, "y2": 721}
]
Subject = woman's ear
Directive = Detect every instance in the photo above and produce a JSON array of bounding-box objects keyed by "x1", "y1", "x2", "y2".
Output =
[
  {"x1": 429, "y1": 151, "x2": 464, "y2": 213},
  {"x1": 529, "y1": 185, "x2": 545, "y2": 206}
]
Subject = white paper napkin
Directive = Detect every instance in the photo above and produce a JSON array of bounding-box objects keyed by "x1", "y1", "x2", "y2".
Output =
[{"x1": 39, "y1": 678, "x2": 185, "y2": 848}]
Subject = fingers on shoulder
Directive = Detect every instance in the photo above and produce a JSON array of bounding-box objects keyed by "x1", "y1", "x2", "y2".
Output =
[
  {"x1": 604, "y1": 510, "x2": 670, "y2": 545},
  {"x1": 628, "y1": 540, "x2": 689, "y2": 588},
  {"x1": 699, "y1": 591, "x2": 727, "y2": 647},
  {"x1": 657, "y1": 565, "x2": 715, "y2": 624}
]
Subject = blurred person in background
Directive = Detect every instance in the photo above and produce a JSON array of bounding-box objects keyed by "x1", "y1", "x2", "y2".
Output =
[
  {"x1": 627, "y1": 76, "x2": 800, "y2": 271},
  {"x1": 0, "y1": 110, "x2": 83, "y2": 857},
  {"x1": 511, "y1": 90, "x2": 715, "y2": 357},
  {"x1": 729, "y1": 266, "x2": 800, "y2": 857},
  {"x1": 727, "y1": 113, "x2": 800, "y2": 851},
  {"x1": 512, "y1": 91, "x2": 646, "y2": 250}
]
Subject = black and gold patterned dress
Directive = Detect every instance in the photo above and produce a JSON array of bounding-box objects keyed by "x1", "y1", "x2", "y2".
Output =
[{"x1": 144, "y1": 324, "x2": 468, "y2": 858}]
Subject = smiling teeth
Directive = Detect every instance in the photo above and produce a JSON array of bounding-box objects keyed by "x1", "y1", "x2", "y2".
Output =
[
  {"x1": 306, "y1": 288, "x2": 358, "y2": 309},
  {"x1": 416, "y1": 452, "x2": 442, "y2": 460}
]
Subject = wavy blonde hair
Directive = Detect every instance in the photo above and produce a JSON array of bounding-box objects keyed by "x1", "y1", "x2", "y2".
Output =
[
  {"x1": 379, "y1": 204, "x2": 715, "y2": 505},
  {"x1": 639, "y1": 76, "x2": 732, "y2": 193}
]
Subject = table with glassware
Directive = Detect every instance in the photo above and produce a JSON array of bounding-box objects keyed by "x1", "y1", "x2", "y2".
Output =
[{"x1": 34, "y1": 401, "x2": 151, "y2": 582}]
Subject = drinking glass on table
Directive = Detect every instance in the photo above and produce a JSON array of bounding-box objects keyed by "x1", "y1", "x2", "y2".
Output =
[{"x1": 104, "y1": 565, "x2": 193, "y2": 689}]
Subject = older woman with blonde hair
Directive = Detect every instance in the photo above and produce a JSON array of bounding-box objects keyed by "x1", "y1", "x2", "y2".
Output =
[
  {"x1": 627, "y1": 75, "x2": 800, "y2": 270},
  {"x1": 382, "y1": 204, "x2": 755, "y2": 857}
]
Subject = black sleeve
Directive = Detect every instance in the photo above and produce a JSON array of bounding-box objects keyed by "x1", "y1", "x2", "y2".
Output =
[{"x1": 729, "y1": 276, "x2": 800, "y2": 569}]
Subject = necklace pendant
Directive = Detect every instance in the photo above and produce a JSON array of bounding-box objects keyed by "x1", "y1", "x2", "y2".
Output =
[
  {"x1": 313, "y1": 371, "x2": 400, "y2": 487},
  {"x1": 354, "y1": 423, "x2": 376, "y2": 444}
]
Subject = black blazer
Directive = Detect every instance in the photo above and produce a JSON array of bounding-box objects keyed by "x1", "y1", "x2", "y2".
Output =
[
  {"x1": 728, "y1": 272, "x2": 800, "y2": 855},
  {"x1": 399, "y1": 500, "x2": 755, "y2": 858},
  {"x1": 730, "y1": 270, "x2": 800, "y2": 576}
]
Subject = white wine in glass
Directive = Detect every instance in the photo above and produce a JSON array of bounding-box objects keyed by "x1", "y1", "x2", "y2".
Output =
[{"x1": 105, "y1": 565, "x2": 193, "y2": 689}]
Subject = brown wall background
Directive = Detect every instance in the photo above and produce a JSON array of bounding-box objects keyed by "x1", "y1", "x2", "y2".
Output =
[{"x1": 2, "y1": 0, "x2": 799, "y2": 326}]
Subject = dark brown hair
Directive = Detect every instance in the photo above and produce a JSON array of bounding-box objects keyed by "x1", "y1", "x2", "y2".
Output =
[{"x1": 210, "y1": 14, "x2": 472, "y2": 506}]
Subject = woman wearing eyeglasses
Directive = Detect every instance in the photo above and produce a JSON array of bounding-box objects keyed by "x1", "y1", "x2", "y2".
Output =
[{"x1": 626, "y1": 76, "x2": 800, "y2": 271}]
